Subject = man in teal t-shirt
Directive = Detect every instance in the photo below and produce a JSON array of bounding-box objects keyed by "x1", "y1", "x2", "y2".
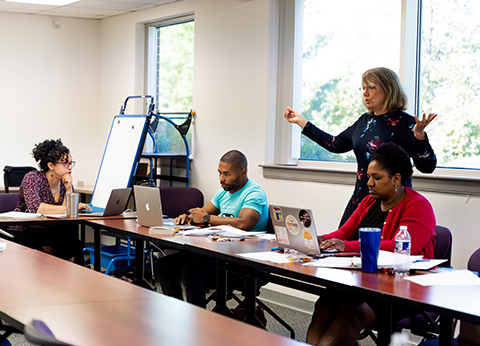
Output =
[
  {"x1": 176, "y1": 150, "x2": 268, "y2": 232},
  {"x1": 156, "y1": 150, "x2": 269, "y2": 308}
]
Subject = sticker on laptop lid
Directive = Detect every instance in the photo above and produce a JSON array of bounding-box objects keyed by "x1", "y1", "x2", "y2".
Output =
[
  {"x1": 272, "y1": 206, "x2": 283, "y2": 221},
  {"x1": 303, "y1": 230, "x2": 316, "y2": 250},
  {"x1": 274, "y1": 226, "x2": 289, "y2": 244},
  {"x1": 285, "y1": 214, "x2": 300, "y2": 235},
  {"x1": 299, "y1": 209, "x2": 312, "y2": 228}
]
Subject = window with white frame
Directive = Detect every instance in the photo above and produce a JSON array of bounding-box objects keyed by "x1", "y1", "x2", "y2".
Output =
[
  {"x1": 294, "y1": 0, "x2": 480, "y2": 170},
  {"x1": 145, "y1": 15, "x2": 195, "y2": 155}
]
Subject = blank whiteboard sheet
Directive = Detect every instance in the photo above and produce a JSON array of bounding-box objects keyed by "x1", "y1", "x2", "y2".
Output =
[{"x1": 91, "y1": 115, "x2": 148, "y2": 208}]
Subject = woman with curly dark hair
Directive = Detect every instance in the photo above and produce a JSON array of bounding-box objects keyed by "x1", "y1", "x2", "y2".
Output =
[
  {"x1": 306, "y1": 142, "x2": 436, "y2": 346},
  {"x1": 10, "y1": 139, "x2": 91, "y2": 263}
]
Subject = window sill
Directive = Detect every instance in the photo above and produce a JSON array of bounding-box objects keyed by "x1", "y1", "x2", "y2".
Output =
[{"x1": 260, "y1": 164, "x2": 480, "y2": 196}]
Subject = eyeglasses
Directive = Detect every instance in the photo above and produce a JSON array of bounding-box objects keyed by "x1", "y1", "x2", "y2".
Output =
[
  {"x1": 56, "y1": 161, "x2": 75, "y2": 168},
  {"x1": 360, "y1": 85, "x2": 377, "y2": 93}
]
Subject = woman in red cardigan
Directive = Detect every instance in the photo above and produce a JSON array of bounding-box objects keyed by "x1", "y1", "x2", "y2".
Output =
[{"x1": 307, "y1": 142, "x2": 436, "y2": 346}]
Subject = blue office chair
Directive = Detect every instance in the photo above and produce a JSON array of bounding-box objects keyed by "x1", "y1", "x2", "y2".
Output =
[
  {"x1": 0, "y1": 193, "x2": 19, "y2": 241},
  {"x1": 158, "y1": 186, "x2": 204, "y2": 218},
  {"x1": 418, "y1": 247, "x2": 480, "y2": 346},
  {"x1": 0, "y1": 193, "x2": 18, "y2": 213},
  {"x1": 24, "y1": 319, "x2": 73, "y2": 346}
]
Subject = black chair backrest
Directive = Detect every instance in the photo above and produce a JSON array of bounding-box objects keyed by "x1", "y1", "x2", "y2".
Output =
[
  {"x1": 3, "y1": 166, "x2": 36, "y2": 193},
  {"x1": 433, "y1": 225, "x2": 452, "y2": 267},
  {"x1": 158, "y1": 187, "x2": 204, "y2": 218},
  {"x1": 266, "y1": 208, "x2": 274, "y2": 234},
  {"x1": 468, "y1": 248, "x2": 480, "y2": 273},
  {"x1": 0, "y1": 193, "x2": 19, "y2": 213}
]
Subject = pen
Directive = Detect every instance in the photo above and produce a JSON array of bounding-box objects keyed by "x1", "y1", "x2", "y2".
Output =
[{"x1": 173, "y1": 227, "x2": 181, "y2": 235}]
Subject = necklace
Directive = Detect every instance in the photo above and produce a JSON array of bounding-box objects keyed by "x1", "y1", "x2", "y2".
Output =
[{"x1": 381, "y1": 189, "x2": 406, "y2": 212}]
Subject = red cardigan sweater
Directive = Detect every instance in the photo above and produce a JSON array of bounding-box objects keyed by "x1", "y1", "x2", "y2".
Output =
[{"x1": 323, "y1": 187, "x2": 436, "y2": 258}]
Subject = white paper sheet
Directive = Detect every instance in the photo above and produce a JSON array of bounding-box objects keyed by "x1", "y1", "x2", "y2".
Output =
[
  {"x1": 43, "y1": 214, "x2": 67, "y2": 219},
  {"x1": 404, "y1": 269, "x2": 480, "y2": 286},
  {"x1": 410, "y1": 259, "x2": 448, "y2": 270},
  {"x1": 0, "y1": 211, "x2": 43, "y2": 219},
  {"x1": 303, "y1": 256, "x2": 361, "y2": 268},
  {"x1": 255, "y1": 234, "x2": 277, "y2": 240},
  {"x1": 182, "y1": 225, "x2": 265, "y2": 238},
  {"x1": 304, "y1": 250, "x2": 426, "y2": 269},
  {"x1": 238, "y1": 251, "x2": 292, "y2": 264}
]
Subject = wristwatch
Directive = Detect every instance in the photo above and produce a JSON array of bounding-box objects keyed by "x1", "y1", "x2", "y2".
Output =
[{"x1": 203, "y1": 214, "x2": 210, "y2": 226}]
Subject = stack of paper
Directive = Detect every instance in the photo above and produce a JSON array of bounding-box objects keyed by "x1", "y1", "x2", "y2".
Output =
[
  {"x1": 181, "y1": 225, "x2": 265, "y2": 238},
  {"x1": 149, "y1": 226, "x2": 179, "y2": 235},
  {"x1": 0, "y1": 211, "x2": 43, "y2": 219},
  {"x1": 43, "y1": 214, "x2": 67, "y2": 219},
  {"x1": 303, "y1": 250, "x2": 445, "y2": 270},
  {"x1": 238, "y1": 252, "x2": 292, "y2": 264}
]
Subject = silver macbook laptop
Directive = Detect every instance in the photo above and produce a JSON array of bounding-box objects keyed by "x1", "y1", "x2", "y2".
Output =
[
  {"x1": 269, "y1": 205, "x2": 322, "y2": 256},
  {"x1": 81, "y1": 188, "x2": 132, "y2": 217},
  {"x1": 133, "y1": 185, "x2": 165, "y2": 227}
]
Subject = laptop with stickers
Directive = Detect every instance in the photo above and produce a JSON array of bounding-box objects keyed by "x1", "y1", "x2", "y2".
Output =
[{"x1": 269, "y1": 205, "x2": 322, "y2": 257}]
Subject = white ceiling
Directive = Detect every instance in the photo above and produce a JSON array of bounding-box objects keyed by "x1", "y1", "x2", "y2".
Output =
[{"x1": 0, "y1": 0, "x2": 180, "y2": 19}]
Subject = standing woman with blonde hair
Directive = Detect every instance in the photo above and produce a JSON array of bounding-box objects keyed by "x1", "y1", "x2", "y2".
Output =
[
  {"x1": 9, "y1": 139, "x2": 91, "y2": 263},
  {"x1": 285, "y1": 67, "x2": 437, "y2": 226}
]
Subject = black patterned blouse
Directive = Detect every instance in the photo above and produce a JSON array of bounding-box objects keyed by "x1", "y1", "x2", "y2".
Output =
[{"x1": 302, "y1": 110, "x2": 436, "y2": 226}]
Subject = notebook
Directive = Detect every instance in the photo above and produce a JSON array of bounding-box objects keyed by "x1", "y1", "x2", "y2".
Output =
[
  {"x1": 133, "y1": 185, "x2": 166, "y2": 227},
  {"x1": 80, "y1": 188, "x2": 132, "y2": 217},
  {"x1": 269, "y1": 205, "x2": 322, "y2": 257}
]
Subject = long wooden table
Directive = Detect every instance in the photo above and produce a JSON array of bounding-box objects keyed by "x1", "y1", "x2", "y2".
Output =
[
  {"x1": 181, "y1": 236, "x2": 480, "y2": 346},
  {"x1": 5, "y1": 216, "x2": 480, "y2": 345},
  {"x1": 85, "y1": 218, "x2": 480, "y2": 346},
  {"x1": 0, "y1": 239, "x2": 306, "y2": 346}
]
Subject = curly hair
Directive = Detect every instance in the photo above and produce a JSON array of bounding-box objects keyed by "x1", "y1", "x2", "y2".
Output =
[
  {"x1": 362, "y1": 67, "x2": 408, "y2": 114},
  {"x1": 31, "y1": 139, "x2": 70, "y2": 172},
  {"x1": 371, "y1": 142, "x2": 413, "y2": 185}
]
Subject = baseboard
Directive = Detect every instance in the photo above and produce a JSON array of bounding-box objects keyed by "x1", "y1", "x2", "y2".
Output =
[{"x1": 258, "y1": 283, "x2": 317, "y2": 314}]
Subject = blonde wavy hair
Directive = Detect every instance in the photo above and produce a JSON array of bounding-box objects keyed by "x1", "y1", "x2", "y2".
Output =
[{"x1": 362, "y1": 67, "x2": 408, "y2": 114}]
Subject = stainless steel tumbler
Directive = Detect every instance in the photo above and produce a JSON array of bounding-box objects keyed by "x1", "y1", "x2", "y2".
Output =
[{"x1": 66, "y1": 192, "x2": 79, "y2": 218}]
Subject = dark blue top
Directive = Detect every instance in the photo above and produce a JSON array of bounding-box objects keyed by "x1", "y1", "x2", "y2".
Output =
[{"x1": 302, "y1": 110, "x2": 436, "y2": 224}]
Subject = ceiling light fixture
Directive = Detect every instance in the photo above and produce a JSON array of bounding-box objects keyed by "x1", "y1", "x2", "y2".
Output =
[{"x1": 6, "y1": 0, "x2": 80, "y2": 6}]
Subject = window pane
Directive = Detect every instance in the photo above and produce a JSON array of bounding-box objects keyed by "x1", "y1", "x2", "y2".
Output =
[
  {"x1": 152, "y1": 20, "x2": 195, "y2": 156},
  {"x1": 300, "y1": 0, "x2": 401, "y2": 162},
  {"x1": 420, "y1": 0, "x2": 480, "y2": 169},
  {"x1": 155, "y1": 21, "x2": 195, "y2": 112}
]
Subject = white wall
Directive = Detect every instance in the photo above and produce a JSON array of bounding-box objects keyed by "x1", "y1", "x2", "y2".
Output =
[
  {"x1": 96, "y1": 0, "x2": 480, "y2": 269},
  {"x1": 0, "y1": 13, "x2": 103, "y2": 186},
  {"x1": 1, "y1": 0, "x2": 479, "y2": 269}
]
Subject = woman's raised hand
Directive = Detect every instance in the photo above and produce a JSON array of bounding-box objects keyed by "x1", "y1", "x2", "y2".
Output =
[
  {"x1": 284, "y1": 107, "x2": 308, "y2": 129},
  {"x1": 413, "y1": 113, "x2": 438, "y2": 140}
]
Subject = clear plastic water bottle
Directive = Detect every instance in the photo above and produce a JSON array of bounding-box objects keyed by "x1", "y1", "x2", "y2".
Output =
[{"x1": 394, "y1": 225, "x2": 411, "y2": 276}]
